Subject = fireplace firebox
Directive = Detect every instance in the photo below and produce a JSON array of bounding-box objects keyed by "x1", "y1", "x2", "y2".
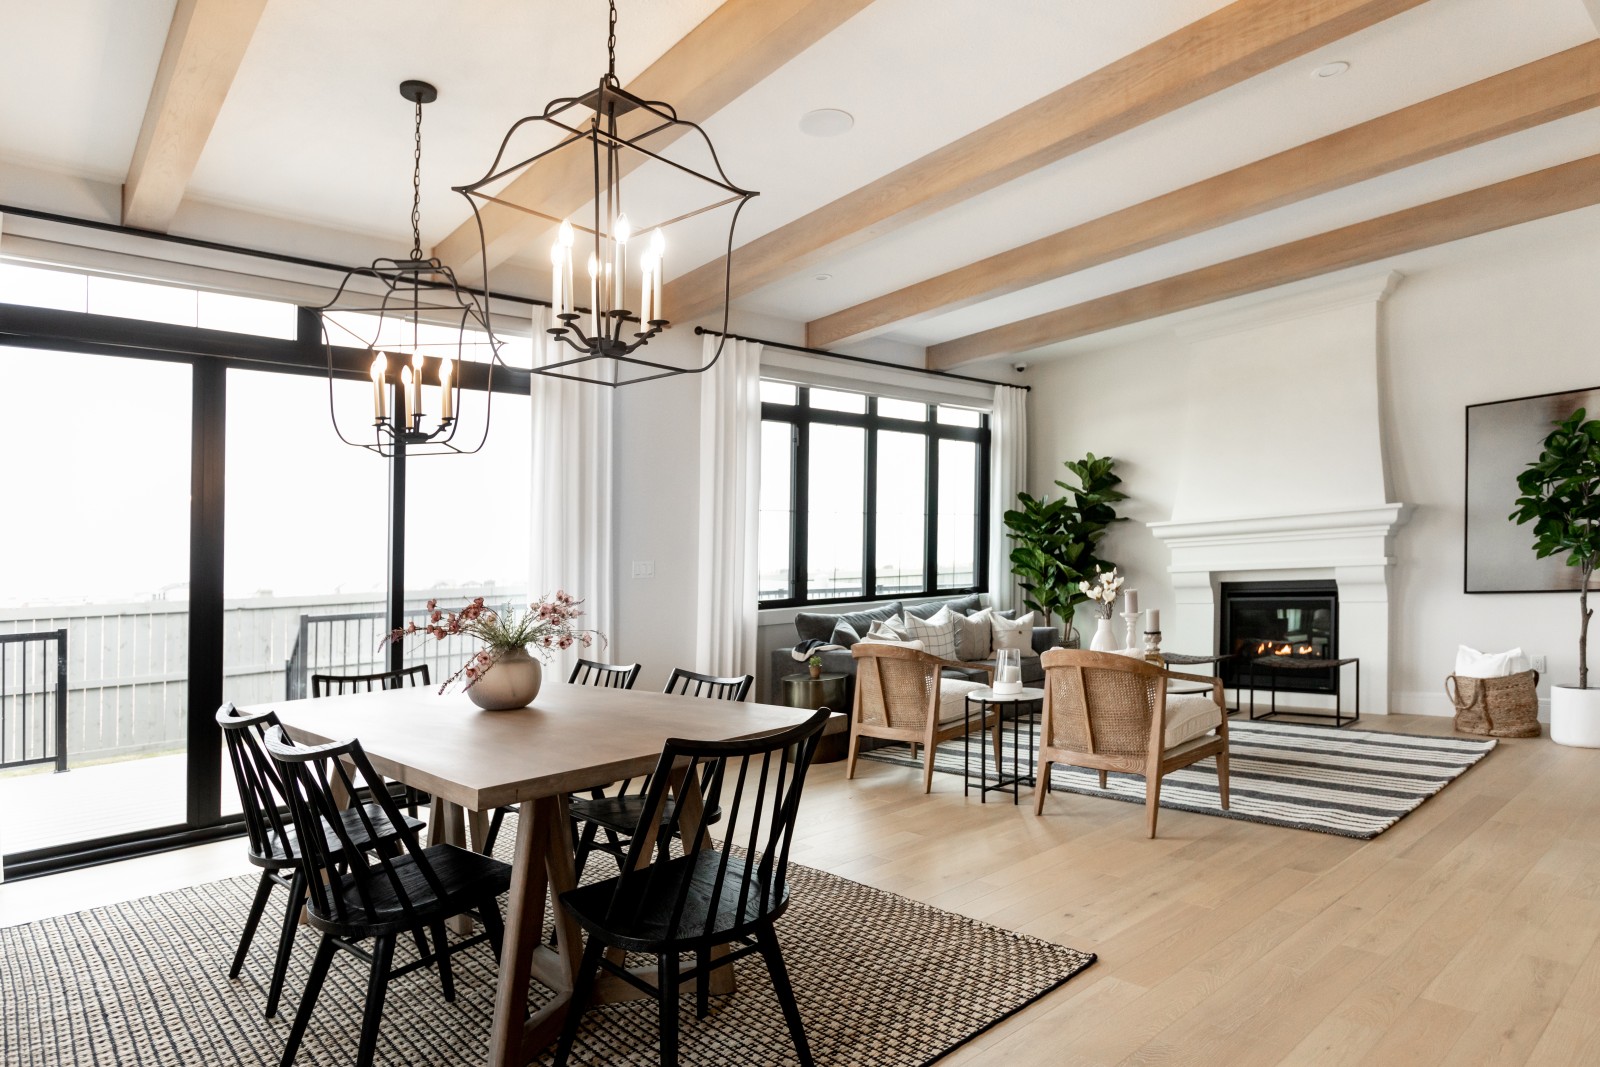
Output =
[{"x1": 1218, "y1": 580, "x2": 1339, "y2": 696}]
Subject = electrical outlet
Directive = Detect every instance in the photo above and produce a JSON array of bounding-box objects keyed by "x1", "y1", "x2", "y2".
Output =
[
  {"x1": 1532, "y1": 655, "x2": 1548, "y2": 673},
  {"x1": 632, "y1": 560, "x2": 655, "y2": 579}
]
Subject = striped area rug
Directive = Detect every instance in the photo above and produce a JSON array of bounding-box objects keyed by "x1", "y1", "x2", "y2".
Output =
[{"x1": 863, "y1": 719, "x2": 1496, "y2": 839}]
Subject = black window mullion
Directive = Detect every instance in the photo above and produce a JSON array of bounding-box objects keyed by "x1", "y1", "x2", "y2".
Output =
[
  {"x1": 924, "y1": 430, "x2": 939, "y2": 597},
  {"x1": 863, "y1": 419, "x2": 878, "y2": 601},
  {"x1": 793, "y1": 398, "x2": 810, "y2": 604}
]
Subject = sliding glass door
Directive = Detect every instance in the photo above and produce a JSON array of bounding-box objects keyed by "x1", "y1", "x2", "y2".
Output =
[{"x1": 0, "y1": 346, "x2": 192, "y2": 857}]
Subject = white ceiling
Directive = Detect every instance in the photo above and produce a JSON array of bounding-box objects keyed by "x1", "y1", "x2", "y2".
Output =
[{"x1": 2, "y1": 0, "x2": 1598, "y2": 368}]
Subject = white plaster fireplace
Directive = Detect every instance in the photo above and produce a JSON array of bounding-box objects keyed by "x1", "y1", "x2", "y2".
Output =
[{"x1": 1148, "y1": 273, "x2": 1412, "y2": 714}]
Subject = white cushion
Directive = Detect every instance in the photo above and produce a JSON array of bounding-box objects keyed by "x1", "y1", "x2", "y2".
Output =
[
  {"x1": 991, "y1": 612, "x2": 1038, "y2": 658},
  {"x1": 865, "y1": 616, "x2": 911, "y2": 642},
  {"x1": 857, "y1": 636, "x2": 925, "y2": 651},
  {"x1": 1164, "y1": 695, "x2": 1222, "y2": 749},
  {"x1": 1455, "y1": 645, "x2": 1529, "y2": 678},
  {"x1": 953, "y1": 607, "x2": 995, "y2": 661},
  {"x1": 905, "y1": 606, "x2": 961, "y2": 660},
  {"x1": 937, "y1": 679, "x2": 990, "y2": 724}
]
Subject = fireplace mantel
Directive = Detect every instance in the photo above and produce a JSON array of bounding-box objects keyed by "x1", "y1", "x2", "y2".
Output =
[{"x1": 1149, "y1": 504, "x2": 1412, "y2": 572}]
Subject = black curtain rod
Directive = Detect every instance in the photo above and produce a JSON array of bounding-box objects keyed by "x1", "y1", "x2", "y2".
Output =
[
  {"x1": 0, "y1": 202, "x2": 548, "y2": 309},
  {"x1": 693, "y1": 326, "x2": 1029, "y2": 392}
]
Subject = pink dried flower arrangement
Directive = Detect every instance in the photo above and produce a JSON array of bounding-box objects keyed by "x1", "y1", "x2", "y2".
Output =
[{"x1": 387, "y1": 590, "x2": 603, "y2": 693}]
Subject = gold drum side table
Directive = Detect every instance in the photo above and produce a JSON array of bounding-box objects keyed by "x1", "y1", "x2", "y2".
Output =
[{"x1": 780, "y1": 672, "x2": 848, "y2": 763}]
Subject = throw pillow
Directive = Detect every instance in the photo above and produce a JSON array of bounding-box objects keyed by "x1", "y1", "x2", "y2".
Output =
[
  {"x1": 991, "y1": 611, "x2": 1038, "y2": 658},
  {"x1": 864, "y1": 616, "x2": 911, "y2": 643},
  {"x1": 829, "y1": 620, "x2": 862, "y2": 648},
  {"x1": 953, "y1": 607, "x2": 994, "y2": 661},
  {"x1": 904, "y1": 606, "x2": 961, "y2": 660},
  {"x1": 1455, "y1": 645, "x2": 1529, "y2": 678},
  {"x1": 857, "y1": 636, "x2": 926, "y2": 652},
  {"x1": 905, "y1": 593, "x2": 983, "y2": 619}
]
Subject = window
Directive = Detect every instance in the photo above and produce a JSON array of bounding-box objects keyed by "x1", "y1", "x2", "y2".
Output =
[{"x1": 759, "y1": 382, "x2": 988, "y2": 606}]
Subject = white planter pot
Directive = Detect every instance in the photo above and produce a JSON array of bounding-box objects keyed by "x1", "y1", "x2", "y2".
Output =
[
  {"x1": 1550, "y1": 684, "x2": 1600, "y2": 747},
  {"x1": 467, "y1": 648, "x2": 542, "y2": 711}
]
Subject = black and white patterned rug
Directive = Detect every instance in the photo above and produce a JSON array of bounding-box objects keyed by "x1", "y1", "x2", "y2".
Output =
[
  {"x1": 1, "y1": 824, "x2": 1095, "y2": 1066},
  {"x1": 864, "y1": 719, "x2": 1496, "y2": 839}
]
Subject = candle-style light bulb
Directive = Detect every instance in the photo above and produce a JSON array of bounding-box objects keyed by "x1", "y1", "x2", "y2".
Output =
[
  {"x1": 409, "y1": 352, "x2": 424, "y2": 427},
  {"x1": 649, "y1": 228, "x2": 665, "y2": 321},
  {"x1": 438, "y1": 357, "x2": 454, "y2": 421},
  {"x1": 639, "y1": 252, "x2": 656, "y2": 326},
  {"x1": 613, "y1": 214, "x2": 630, "y2": 317},
  {"x1": 560, "y1": 217, "x2": 579, "y2": 316},
  {"x1": 370, "y1": 353, "x2": 387, "y2": 423},
  {"x1": 549, "y1": 242, "x2": 565, "y2": 323},
  {"x1": 587, "y1": 253, "x2": 600, "y2": 336},
  {"x1": 400, "y1": 365, "x2": 414, "y2": 427}
]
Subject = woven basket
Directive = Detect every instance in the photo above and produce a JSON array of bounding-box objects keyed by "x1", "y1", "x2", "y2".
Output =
[{"x1": 1446, "y1": 670, "x2": 1541, "y2": 738}]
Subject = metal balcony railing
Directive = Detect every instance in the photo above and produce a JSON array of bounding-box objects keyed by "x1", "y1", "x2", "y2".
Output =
[{"x1": 1, "y1": 629, "x2": 68, "y2": 773}]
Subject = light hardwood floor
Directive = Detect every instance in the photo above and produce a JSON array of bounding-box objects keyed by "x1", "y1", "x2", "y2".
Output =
[{"x1": 3, "y1": 713, "x2": 1594, "y2": 1065}]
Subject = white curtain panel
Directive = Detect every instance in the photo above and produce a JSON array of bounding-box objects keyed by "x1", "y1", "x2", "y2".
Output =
[
  {"x1": 695, "y1": 333, "x2": 763, "y2": 678},
  {"x1": 529, "y1": 307, "x2": 615, "y2": 681},
  {"x1": 988, "y1": 383, "x2": 1028, "y2": 614}
]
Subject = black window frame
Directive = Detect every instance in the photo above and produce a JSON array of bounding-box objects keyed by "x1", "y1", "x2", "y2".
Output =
[
  {"x1": 0, "y1": 298, "x2": 532, "y2": 881},
  {"x1": 759, "y1": 383, "x2": 990, "y2": 609}
]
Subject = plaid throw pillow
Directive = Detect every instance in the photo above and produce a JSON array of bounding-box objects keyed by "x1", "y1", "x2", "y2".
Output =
[{"x1": 904, "y1": 606, "x2": 960, "y2": 660}]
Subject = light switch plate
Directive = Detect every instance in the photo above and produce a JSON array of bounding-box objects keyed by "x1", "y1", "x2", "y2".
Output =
[
  {"x1": 632, "y1": 560, "x2": 655, "y2": 579},
  {"x1": 1532, "y1": 655, "x2": 1547, "y2": 673}
]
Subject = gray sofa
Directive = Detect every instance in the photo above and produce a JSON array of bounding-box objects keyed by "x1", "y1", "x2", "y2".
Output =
[{"x1": 767, "y1": 593, "x2": 1068, "y2": 704}]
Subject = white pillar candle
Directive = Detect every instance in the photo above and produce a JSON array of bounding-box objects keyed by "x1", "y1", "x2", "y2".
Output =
[
  {"x1": 438, "y1": 357, "x2": 453, "y2": 421},
  {"x1": 370, "y1": 353, "x2": 387, "y2": 422},
  {"x1": 1147, "y1": 608, "x2": 1160, "y2": 632},
  {"x1": 1124, "y1": 589, "x2": 1139, "y2": 615}
]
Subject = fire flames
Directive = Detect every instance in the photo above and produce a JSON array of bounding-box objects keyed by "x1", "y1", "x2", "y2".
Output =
[{"x1": 1254, "y1": 641, "x2": 1318, "y2": 657}]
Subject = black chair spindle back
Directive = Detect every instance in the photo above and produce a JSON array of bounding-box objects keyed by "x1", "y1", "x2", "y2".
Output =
[
  {"x1": 568, "y1": 659, "x2": 642, "y2": 689},
  {"x1": 217, "y1": 704, "x2": 297, "y2": 863},
  {"x1": 264, "y1": 727, "x2": 445, "y2": 931},
  {"x1": 663, "y1": 668, "x2": 754, "y2": 702},
  {"x1": 610, "y1": 708, "x2": 829, "y2": 941},
  {"x1": 310, "y1": 664, "x2": 431, "y2": 698}
]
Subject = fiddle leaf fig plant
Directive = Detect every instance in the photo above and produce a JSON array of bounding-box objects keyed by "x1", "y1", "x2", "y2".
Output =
[
  {"x1": 1510, "y1": 407, "x2": 1600, "y2": 688},
  {"x1": 1003, "y1": 452, "x2": 1126, "y2": 636}
]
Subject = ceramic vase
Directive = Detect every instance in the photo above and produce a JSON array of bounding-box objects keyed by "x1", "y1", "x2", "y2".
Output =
[
  {"x1": 467, "y1": 647, "x2": 542, "y2": 711},
  {"x1": 1089, "y1": 617, "x2": 1118, "y2": 652}
]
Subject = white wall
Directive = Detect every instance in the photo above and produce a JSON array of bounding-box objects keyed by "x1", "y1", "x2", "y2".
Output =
[{"x1": 1028, "y1": 206, "x2": 1600, "y2": 716}]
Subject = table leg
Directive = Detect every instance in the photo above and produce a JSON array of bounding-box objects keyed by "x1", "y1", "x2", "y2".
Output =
[{"x1": 433, "y1": 801, "x2": 474, "y2": 936}]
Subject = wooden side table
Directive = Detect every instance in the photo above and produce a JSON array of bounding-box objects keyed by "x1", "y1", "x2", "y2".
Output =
[{"x1": 779, "y1": 672, "x2": 850, "y2": 763}]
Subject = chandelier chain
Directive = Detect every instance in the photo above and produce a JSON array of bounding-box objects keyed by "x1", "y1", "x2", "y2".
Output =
[
  {"x1": 410, "y1": 94, "x2": 423, "y2": 260},
  {"x1": 608, "y1": 0, "x2": 618, "y2": 78}
]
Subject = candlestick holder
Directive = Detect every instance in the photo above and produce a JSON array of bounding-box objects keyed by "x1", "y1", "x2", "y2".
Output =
[
  {"x1": 1144, "y1": 628, "x2": 1163, "y2": 659},
  {"x1": 1121, "y1": 610, "x2": 1141, "y2": 651}
]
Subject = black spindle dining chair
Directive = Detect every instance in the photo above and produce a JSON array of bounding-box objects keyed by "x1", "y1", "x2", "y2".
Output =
[
  {"x1": 264, "y1": 727, "x2": 513, "y2": 1067},
  {"x1": 553, "y1": 707, "x2": 830, "y2": 1067},
  {"x1": 481, "y1": 657, "x2": 644, "y2": 855},
  {"x1": 567, "y1": 669, "x2": 755, "y2": 879},
  {"x1": 310, "y1": 665, "x2": 432, "y2": 816},
  {"x1": 568, "y1": 659, "x2": 643, "y2": 689},
  {"x1": 216, "y1": 704, "x2": 426, "y2": 1018}
]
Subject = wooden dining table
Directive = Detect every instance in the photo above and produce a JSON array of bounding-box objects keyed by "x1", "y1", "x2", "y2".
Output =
[{"x1": 260, "y1": 679, "x2": 832, "y2": 1067}]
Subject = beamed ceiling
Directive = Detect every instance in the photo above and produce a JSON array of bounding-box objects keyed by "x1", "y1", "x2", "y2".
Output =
[{"x1": 3, "y1": 0, "x2": 1600, "y2": 372}]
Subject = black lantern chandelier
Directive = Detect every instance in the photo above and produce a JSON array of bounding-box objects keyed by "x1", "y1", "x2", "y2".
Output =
[
  {"x1": 320, "y1": 80, "x2": 502, "y2": 456},
  {"x1": 455, "y1": 0, "x2": 757, "y2": 387}
]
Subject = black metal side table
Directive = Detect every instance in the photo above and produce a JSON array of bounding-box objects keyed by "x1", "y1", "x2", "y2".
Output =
[
  {"x1": 779, "y1": 672, "x2": 850, "y2": 762},
  {"x1": 962, "y1": 686, "x2": 1045, "y2": 805},
  {"x1": 1161, "y1": 652, "x2": 1238, "y2": 712},
  {"x1": 1247, "y1": 656, "x2": 1360, "y2": 727}
]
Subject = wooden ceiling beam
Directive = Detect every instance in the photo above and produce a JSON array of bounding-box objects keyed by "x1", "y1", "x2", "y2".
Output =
[
  {"x1": 926, "y1": 152, "x2": 1600, "y2": 367},
  {"x1": 810, "y1": 40, "x2": 1600, "y2": 348},
  {"x1": 664, "y1": 0, "x2": 1432, "y2": 325},
  {"x1": 122, "y1": 0, "x2": 268, "y2": 232},
  {"x1": 430, "y1": 0, "x2": 877, "y2": 281}
]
